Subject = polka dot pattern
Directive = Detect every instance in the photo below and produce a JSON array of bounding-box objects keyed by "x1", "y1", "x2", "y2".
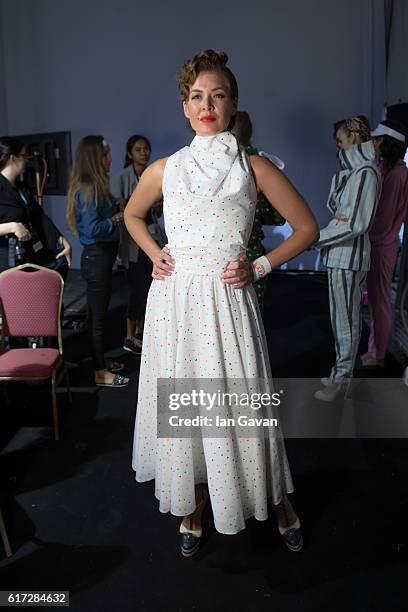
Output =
[{"x1": 132, "y1": 131, "x2": 293, "y2": 535}]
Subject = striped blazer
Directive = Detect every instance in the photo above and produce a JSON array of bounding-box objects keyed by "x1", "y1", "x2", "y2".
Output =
[{"x1": 315, "y1": 140, "x2": 381, "y2": 271}]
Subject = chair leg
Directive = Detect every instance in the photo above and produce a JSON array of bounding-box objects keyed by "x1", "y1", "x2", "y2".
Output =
[
  {"x1": 65, "y1": 367, "x2": 72, "y2": 404},
  {"x1": 0, "y1": 509, "x2": 12, "y2": 558},
  {"x1": 51, "y1": 375, "x2": 60, "y2": 441},
  {"x1": 1, "y1": 383, "x2": 12, "y2": 408}
]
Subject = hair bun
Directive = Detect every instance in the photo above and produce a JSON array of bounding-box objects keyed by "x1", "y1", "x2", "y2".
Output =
[{"x1": 198, "y1": 49, "x2": 228, "y2": 66}]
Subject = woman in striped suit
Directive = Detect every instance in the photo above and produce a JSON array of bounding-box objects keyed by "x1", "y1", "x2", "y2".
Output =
[{"x1": 314, "y1": 116, "x2": 381, "y2": 401}]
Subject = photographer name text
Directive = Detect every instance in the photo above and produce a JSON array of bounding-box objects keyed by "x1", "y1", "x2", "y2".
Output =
[{"x1": 168, "y1": 415, "x2": 278, "y2": 427}]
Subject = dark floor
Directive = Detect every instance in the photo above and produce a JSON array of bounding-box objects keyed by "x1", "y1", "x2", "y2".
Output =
[{"x1": 1, "y1": 270, "x2": 408, "y2": 612}]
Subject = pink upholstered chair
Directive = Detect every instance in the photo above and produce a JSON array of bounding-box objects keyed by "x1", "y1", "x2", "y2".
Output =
[{"x1": 0, "y1": 263, "x2": 71, "y2": 440}]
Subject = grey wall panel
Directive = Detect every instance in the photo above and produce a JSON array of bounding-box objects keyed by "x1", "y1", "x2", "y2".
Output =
[
  {"x1": 0, "y1": 0, "x2": 387, "y2": 268},
  {"x1": 387, "y1": 0, "x2": 408, "y2": 106},
  {"x1": 0, "y1": 4, "x2": 8, "y2": 135}
]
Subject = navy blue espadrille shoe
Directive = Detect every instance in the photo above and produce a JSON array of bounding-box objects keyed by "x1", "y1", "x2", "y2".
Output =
[
  {"x1": 180, "y1": 527, "x2": 202, "y2": 557},
  {"x1": 179, "y1": 487, "x2": 208, "y2": 557},
  {"x1": 280, "y1": 517, "x2": 303, "y2": 552},
  {"x1": 281, "y1": 526, "x2": 303, "y2": 552}
]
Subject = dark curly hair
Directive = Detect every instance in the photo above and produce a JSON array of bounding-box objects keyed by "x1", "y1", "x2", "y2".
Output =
[
  {"x1": 231, "y1": 111, "x2": 253, "y2": 146},
  {"x1": 0, "y1": 136, "x2": 25, "y2": 171},
  {"x1": 376, "y1": 119, "x2": 407, "y2": 168}
]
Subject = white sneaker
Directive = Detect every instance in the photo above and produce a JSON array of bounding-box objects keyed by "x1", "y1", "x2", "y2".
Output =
[
  {"x1": 320, "y1": 377, "x2": 331, "y2": 387},
  {"x1": 314, "y1": 382, "x2": 348, "y2": 402}
]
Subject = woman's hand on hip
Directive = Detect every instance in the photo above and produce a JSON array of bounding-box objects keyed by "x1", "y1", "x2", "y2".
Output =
[
  {"x1": 13, "y1": 222, "x2": 31, "y2": 241},
  {"x1": 152, "y1": 246, "x2": 175, "y2": 280},
  {"x1": 221, "y1": 255, "x2": 253, "y2": 289}
]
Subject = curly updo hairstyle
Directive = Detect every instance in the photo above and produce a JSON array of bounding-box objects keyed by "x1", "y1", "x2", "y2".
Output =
[
  {"x1": 333, "y1": 115, "x2": 372, "y2": 143},
  {"x1": 177, "y1": 49, "x2": 238, "y2": 130}
]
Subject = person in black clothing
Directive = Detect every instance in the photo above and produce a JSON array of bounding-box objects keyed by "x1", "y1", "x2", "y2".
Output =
[
  {"x1": 0, "y1": 136, "x2": 72, "y2": 275},
  {"x1": 111, "y1": 135, "x2": 164, "y2": 355}
]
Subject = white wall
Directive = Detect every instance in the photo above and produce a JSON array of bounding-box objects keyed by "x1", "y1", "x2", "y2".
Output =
[{"x1": 0, "y1": 0, "x2": 386, "y2": 268}]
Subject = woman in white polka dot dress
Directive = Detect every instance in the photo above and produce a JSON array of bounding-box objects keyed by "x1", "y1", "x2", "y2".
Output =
[{"x1": 124, "y1": 50, "x2": 319, "y2": 556}]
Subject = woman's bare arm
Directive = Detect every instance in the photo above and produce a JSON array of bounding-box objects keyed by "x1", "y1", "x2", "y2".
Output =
[
  {"x1": 0, "y1": 221, "x2": 31, "y2": 240},
  {"x1": 124, "y1": 157, "x2": 174, "y2": 278},
  {"x1": 221, "y1": 156, "x2": 319, "y2": 288},
  {"x1": 124, "y1": 158, "x2": 166, "y2": 260},
  {"x1": 249, "y1": 155, "x2": 319, "y2": 268}
]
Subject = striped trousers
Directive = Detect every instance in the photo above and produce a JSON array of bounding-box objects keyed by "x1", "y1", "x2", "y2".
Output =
[{"x1": 327, "y1": 268, "x2": 366, "y2": 382}]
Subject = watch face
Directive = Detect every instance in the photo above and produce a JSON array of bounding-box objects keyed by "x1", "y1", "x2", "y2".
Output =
[{"x1": 255, "y1": 261, "x2": 266, "y2": 277}]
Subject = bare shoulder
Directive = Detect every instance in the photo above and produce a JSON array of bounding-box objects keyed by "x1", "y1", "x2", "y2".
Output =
[
  {"x1": 249, "y1": 154, "x2": 283, "y2": 192},
  {"x1": 249, "y1": 154, "x2": 281, "y2": 178},
  {"x1": 138, "y1": 157, "x2": 169, "y2": 189},
  {"x1": 146, "y1": 157, "x2": 169, "y2": 178}
]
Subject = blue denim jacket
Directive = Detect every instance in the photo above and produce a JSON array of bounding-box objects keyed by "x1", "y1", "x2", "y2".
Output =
[{"x1": 75, "y1": 190, "x2": 120, "y2": 245}]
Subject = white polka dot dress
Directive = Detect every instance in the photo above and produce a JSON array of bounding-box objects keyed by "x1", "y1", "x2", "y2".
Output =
[{"x1": 132, "y1": 131, "x2": 293, "y2": 535}]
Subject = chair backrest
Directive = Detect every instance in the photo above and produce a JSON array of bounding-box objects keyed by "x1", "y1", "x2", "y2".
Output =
[{"x1": 0, "y1": 264, "x2": 63, "y2": 340}]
